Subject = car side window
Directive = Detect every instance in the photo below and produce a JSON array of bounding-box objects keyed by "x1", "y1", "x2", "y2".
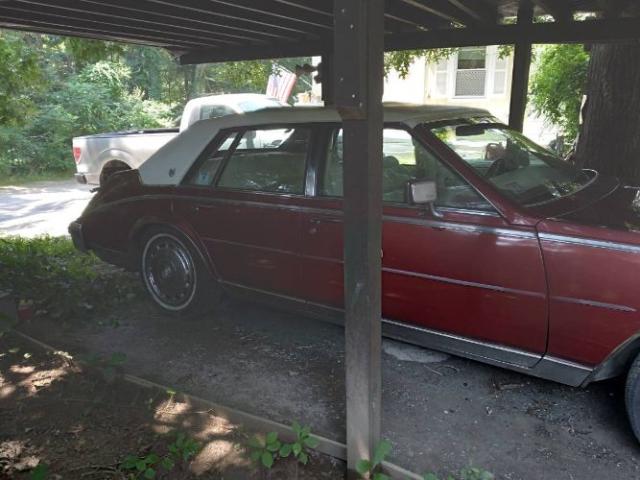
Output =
[
  {"x1": 216, "y1": 127, "x2": 310, "y2": 195},
  {"x1": 321, "y1": 128, "x2": 493, "y2": 211},
  {"x1": 184, "y1": 131, "x2": 237, "y2": 186}
]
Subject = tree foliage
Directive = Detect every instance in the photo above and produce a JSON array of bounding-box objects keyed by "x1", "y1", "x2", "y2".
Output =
[
  {"x1": 0, "y1": 29, "x2": 311, "y2": 177},
  {"x1": 384, "y1": 49, "x2": 458, "y2": 78},
  {"x1": 0, "y1": 31, "x2": 42, "y2": 125},
  {"x1": 529, "y1": 44, "x2": 589, "y2": 143}
]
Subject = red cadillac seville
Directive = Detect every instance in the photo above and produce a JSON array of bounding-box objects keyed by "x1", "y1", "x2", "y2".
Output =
[{"x1": 69, "y1": 105, "x2": 640, "y2": 439}]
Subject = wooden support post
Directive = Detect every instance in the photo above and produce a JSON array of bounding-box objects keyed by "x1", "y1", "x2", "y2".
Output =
[
  {"x1": 321, "y1": 53, "x2": 334, "y2": 106},
  {"x1": 509, "y1": 0, "x2": 534, "y2": 132},
  {"x1": 333, "y1": 0, "x2": 384, "y2": 477}
]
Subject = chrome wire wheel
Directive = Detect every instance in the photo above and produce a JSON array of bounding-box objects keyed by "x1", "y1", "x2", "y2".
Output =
[{"x1": 142, "y1": 233, "x2": 197, "y2": 311}]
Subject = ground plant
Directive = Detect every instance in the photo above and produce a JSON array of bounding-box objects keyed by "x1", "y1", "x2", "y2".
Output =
[
  {"x1": 247, "y1": 421, "x2": 321, "y2": 477},
  {"x1": 120, "y1": 432, "x2": 202, "y2": 479},
  {"x1": 356, "y1": 439, "x2": 392, "y2": 480},
  {"x1": 357, "y1": 440, "x2": 494, "y2": 480},
  {"x1": 248, "y1": 431, "x2": 282, "y2": 469},
  {"x1": 279, "y1": 421, "x2": 319, "y2": 465},
  {"x1": 0, "y1": 236, "x2": 141, "y2": 320}
]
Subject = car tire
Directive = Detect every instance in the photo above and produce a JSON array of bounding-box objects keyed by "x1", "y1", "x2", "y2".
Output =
[
  {"x1": 100, "y1": 161, "x2": 131, "y2": 186},
  {"x1": 139, "y1": 226, "x2": 220, "y2": 317},
  {"x1": 625, "y1": 352, "x2": 640, "y2": 441}
]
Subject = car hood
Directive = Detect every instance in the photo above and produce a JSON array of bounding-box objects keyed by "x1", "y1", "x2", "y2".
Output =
[{"x1": 552, "y1": 180, "x2": 640, "y2": 234}]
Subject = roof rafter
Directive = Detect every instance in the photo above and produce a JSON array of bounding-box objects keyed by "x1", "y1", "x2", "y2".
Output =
[
  {"x1": 443, "y1": 0, "x2": 498, "y2": 24},
  {"x1": 2, "y1": 3, "x2": 245, "y2": 46},
  {"x1": 12, "y1": 0, "x2": 289, "y2": 42}
]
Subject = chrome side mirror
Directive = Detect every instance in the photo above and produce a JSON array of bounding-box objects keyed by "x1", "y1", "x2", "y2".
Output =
[{"x1": 408, "y1": 180, "x2": 437, "y2": 205}]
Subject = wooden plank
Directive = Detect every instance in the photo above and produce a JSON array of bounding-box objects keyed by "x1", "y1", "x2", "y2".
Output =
[
  {"x1": 509, "y1": 0, "x2": 534, "y2": 132},
  {"x1": 334, "y1": 0, "x2": 384, "y2": 477}
]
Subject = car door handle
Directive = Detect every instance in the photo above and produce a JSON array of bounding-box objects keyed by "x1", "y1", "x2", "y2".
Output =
[{"x1": 310, "y1": 217, "x2": 341, "y2": 224}]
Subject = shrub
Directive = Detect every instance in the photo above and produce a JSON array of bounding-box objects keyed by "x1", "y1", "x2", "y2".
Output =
[{"x1": 0, "y1": 60, "x2": 174, "y2": 176}]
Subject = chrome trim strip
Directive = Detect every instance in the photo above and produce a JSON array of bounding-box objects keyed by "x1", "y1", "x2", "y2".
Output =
[
  {"x1": 381, "y1": 318, "x2": 541, "y2": 368},
  {"x1": 221, "y1": 280, "x2": 305, "y2": 305},
  {"x1": 203, "y1": 237, "x2": 297, "y2": 257},
  {"x1": 384, "y1": 215, "x2": 537, "y2": 239},
  {"x1": 552, "y1": 296, "x2": 636, "y2": 313},
  {"x1": 533, "y1": 356, "x2": 593, "y2": 387},
  {"x1": 383, "y1": 267, "x2": 545, "y2": 298},
  {"x1": 539, "y1": 232, "x2": 640, "y2": 255},
  {"x1": 437, "y1": 206, "x2": 501, "y2": 218},
  {"x1": 220, "y1": 281, "x2": 592, "y2": 386}
]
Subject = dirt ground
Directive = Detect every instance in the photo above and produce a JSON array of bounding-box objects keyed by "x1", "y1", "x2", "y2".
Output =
[
  {"x1": 11, "y1": 296, "x2": 640, "y2": 480},
  {"x1": 0, "y1": 333, "x2": 344, "y2": 479}
]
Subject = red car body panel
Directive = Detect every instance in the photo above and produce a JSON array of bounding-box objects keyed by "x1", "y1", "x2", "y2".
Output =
[{"x1": 71, "y1": 118, "x2": 640, "y2": 386}]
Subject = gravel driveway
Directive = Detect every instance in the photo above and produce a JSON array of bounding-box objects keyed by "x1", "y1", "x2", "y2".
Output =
[
  {"x1": 0, "y1": 179, "x2": 93, "y2": 237},
  {"x1": 17, "y1": 298, "x2": 640, "y2": 480}
]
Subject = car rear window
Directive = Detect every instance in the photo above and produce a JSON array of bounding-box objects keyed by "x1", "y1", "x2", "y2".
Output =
[{"x1": 216, "y1": 127, "x2": 310, "y2": 195}]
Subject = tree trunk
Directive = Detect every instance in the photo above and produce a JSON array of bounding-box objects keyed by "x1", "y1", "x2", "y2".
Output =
[{"x1": 575, "y1": 42, "x2": 640, "y2": 182}]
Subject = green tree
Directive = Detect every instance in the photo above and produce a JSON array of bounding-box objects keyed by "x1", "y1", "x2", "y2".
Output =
[
  {"x1": 529, "y1": 44, "x2": 589, "y2": 144},
  {"x1": 0, "y1": 31, "x2": 42, "y2": 125}
]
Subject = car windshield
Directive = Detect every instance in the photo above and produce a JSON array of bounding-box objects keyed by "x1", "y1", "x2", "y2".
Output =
[{"x1": 428, "y1": 118, "x2": 596, "y2": 206}]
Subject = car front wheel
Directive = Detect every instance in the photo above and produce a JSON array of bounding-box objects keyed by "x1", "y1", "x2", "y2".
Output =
[
  {"x1": 625, "y1": 352, "x2": 640, "y2": 441},
  {"x1": 140, "y1": 227, "x2": 218, "y2": 317}
]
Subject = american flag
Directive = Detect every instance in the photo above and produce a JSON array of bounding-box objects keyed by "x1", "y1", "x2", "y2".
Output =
[{"x1": 266, "y1": 66, "x2": 298, "y2": 103}]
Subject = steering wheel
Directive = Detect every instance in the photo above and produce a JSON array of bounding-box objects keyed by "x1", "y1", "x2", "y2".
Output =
[{"x1": 485, "y1": 157, "x2": 510, "y2": 178}]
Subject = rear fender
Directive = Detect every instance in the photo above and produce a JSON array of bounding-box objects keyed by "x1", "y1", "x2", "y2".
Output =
[
  {"x1": 128, "y1": 216, "x2": 220, "y2": 280},
  {"x1": 97, "y1": 149, "x2": 135, "y2": 171}
]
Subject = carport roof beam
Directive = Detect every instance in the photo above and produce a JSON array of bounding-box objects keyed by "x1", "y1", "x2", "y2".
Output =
[{"x1": 1, "y1": 0, "x2": 639, "y2": 64}]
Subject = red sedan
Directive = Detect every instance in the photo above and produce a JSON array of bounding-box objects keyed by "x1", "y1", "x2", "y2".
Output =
[{"x1": 69, "y1": 105, "x2": 640, "y2": 439}]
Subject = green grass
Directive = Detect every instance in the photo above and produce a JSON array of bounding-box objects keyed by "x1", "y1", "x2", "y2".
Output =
[{"x1": 0, "y1": 170, "x2": 75, "y2": 187}]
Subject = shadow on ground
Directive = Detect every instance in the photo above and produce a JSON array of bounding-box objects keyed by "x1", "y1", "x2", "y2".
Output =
[
  {"x1": 0, "y1": 333, "x2": 343, "y2": 479},
  {"x1": 15, "y1": 297, "x2": 640, "y2": 479}
]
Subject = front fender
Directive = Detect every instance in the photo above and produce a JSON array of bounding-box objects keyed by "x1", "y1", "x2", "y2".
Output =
[{"x1": 586, "y1": 333, "x2": 640, "y2": 384}]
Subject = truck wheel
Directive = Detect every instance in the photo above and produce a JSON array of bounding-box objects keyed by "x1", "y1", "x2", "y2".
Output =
[
  {"x1": 139, "y1": 226, "x2": 220, "y2": 317},
  {"x1": 100, "y1": 161, "x2": 130, "y2": 186},
  {"x1": 625, "y1": 352, "x2": 640, "y2": 441}
]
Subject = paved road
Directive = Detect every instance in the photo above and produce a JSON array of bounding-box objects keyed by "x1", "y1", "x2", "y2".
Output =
[{"x1": 0, "y1": 179, "x2": 93, "y2": 237}]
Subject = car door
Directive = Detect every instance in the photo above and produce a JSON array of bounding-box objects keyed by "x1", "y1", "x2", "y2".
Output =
[
  {"x1": 176, "y1": 125, "x2": 311, "y2": 296},
  {"x1": 298, "y1": 126, "x2": 548, "y2": 362}
]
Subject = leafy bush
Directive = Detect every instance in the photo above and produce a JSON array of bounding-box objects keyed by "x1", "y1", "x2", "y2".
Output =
[
  {"x1": 0, "y1": 236, "x2": 141, "y2": 319},
  {"x1": 0, "y1": 60, "x2": 173, "y2": 176},
  {"x1": 530, "y1": 44, "x2": 590, "y2": 144}
]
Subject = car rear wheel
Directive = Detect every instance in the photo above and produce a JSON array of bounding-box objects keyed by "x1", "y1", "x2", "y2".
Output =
[
  {"x1": 140, "y1": 227, "x2": 219, "y2": 317},
  {"x1": 625, "y1": 352, "x2": 640, "y2": 441}
]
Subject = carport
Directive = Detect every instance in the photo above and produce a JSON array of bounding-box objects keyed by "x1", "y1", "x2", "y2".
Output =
[{"x1": 2, "y1": 0, "x2": 640, "y2": 476}]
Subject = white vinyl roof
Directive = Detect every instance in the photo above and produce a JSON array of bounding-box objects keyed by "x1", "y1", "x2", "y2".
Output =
[{"x1": 139, "y1": 104, "x2": 491, "y2": 186}]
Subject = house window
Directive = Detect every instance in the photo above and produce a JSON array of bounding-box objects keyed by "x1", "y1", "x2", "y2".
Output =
[{"x1": 455, "y1": 47, "x2": 487, "y2": 97}]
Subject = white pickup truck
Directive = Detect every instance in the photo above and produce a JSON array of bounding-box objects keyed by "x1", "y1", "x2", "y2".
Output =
[{"x1": 72, "y1": 93, "x2": 285, "y2": 185}]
